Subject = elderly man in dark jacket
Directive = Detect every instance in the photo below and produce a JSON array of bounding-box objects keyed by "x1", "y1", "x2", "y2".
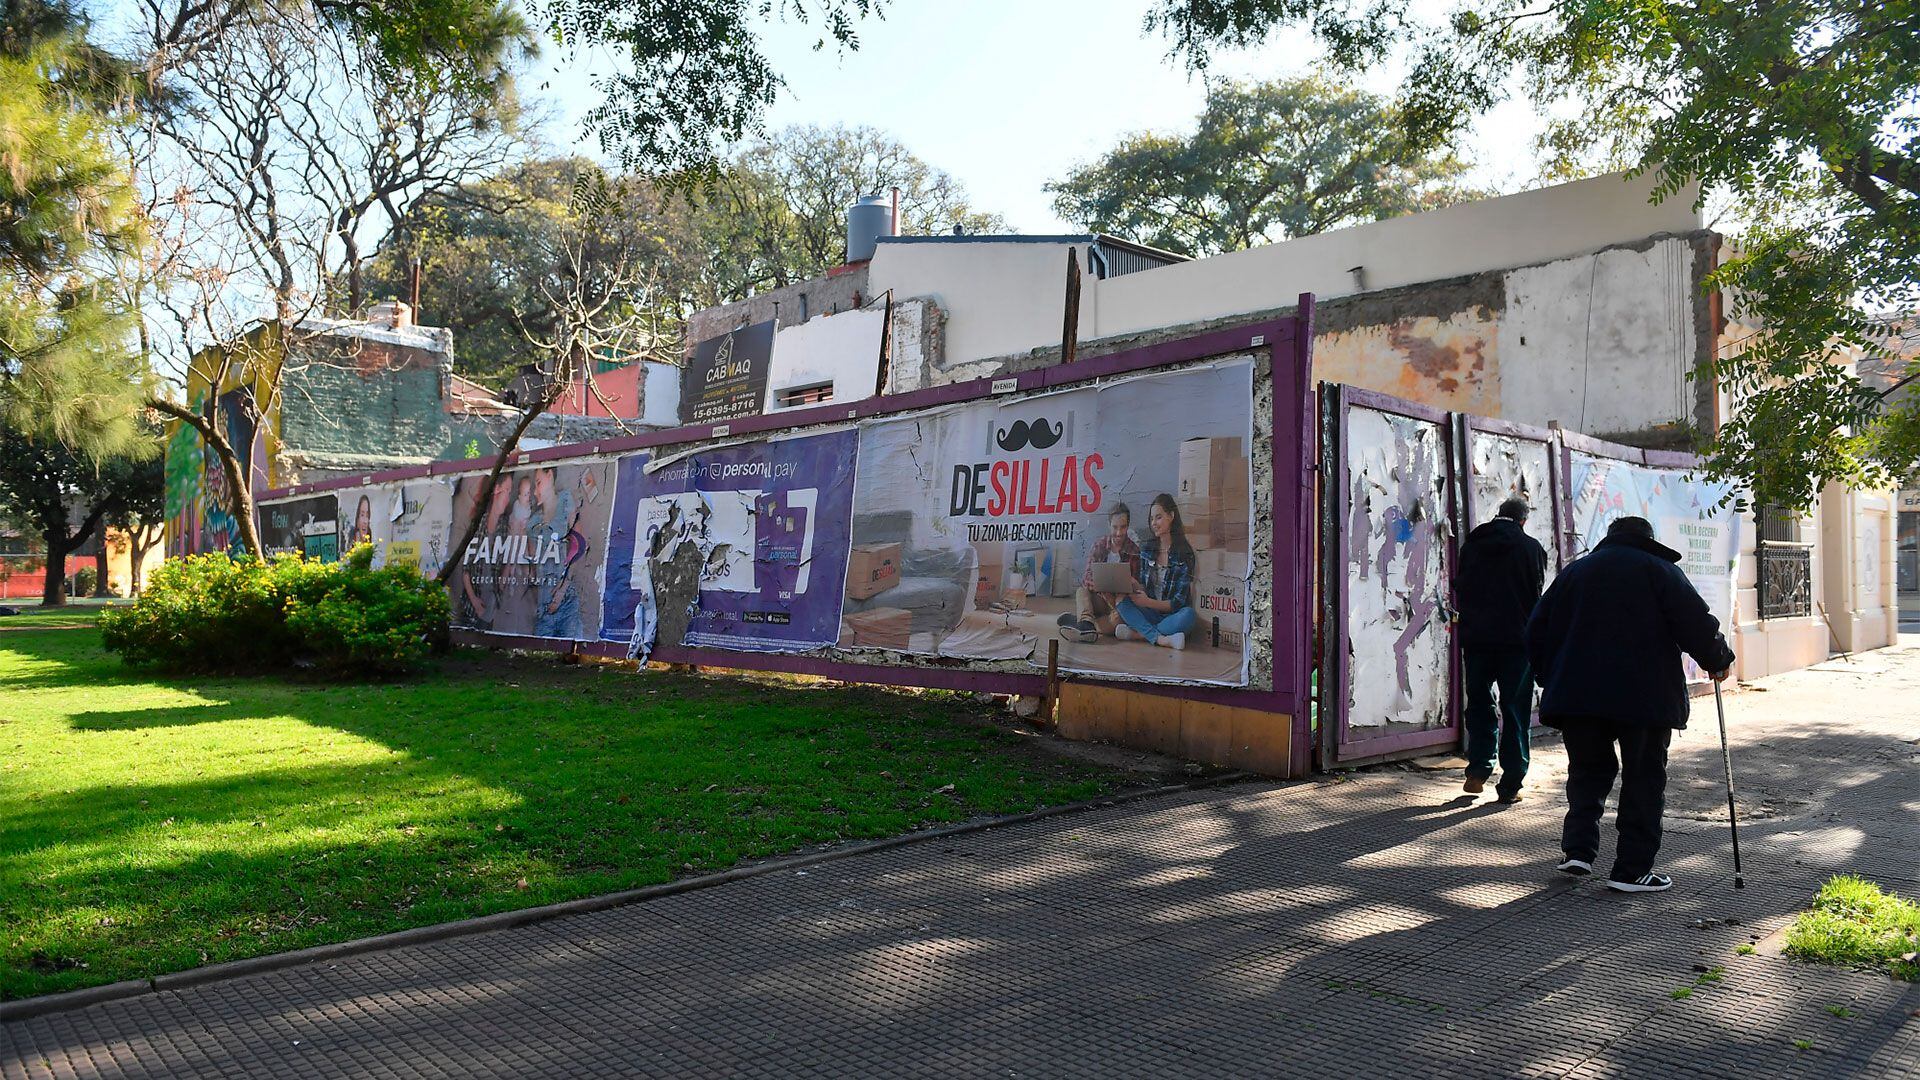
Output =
[
  {"x1": 1453, "y1": 497, "x2": 1549, "y2": 802},
  {"x1": 1526, "y1": 516, "x2": 1736, "y2": 894}
]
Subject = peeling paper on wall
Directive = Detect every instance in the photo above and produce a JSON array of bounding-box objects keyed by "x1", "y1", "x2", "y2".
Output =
[
  {"x1": 1468, "y1": 431, "x2": 1559, "y2": 580},
  {"x1": 1343, "y1": 407, "x2": 1452, "y2": 730}
]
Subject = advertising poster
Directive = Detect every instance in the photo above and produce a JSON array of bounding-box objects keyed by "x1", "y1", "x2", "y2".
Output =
[
  {"x1": 682, "y1": 318, "x2": 775, "y2": 425},
  {"x1": 846, "y1": 359, "x2": 1255, "y2": 687},
  {"x1": 1568, "y1": 454, "x2": 1741, "y2": 678},
  {"x1": 336, "y1": 482, "x2": 454, "y2": 577},
  {"x1": 448, "y1": 462, "x2": 614, "y2": 640},
  {"x1": 261, "y1": 494, "x2": 340, "y2": 561},
  {"x1": 599, "y1": 429, "x2": 859, "y2": 654}
]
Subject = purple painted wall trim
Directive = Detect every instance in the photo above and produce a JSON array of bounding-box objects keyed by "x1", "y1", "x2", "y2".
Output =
[
  {"x1": 1284, "y1": 295, "x2": 1317, "y2": 778},
  {"x1": 259, "y1": 319, "x2": 1298, "y2": 502},
  {"x1": 1461, "y1": 413, "x2": 1557, "y2": 444}
]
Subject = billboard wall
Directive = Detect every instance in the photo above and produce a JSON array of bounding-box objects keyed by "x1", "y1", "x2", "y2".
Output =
[
  {"x1": 335, "y1": 481, "x2": 455, "y2": 577},
  {"x1": 448, "y1": 461, "x2": 614, "y2": 639},
  {"x1": 844, "y1": 358, "x2": 1255, "y2": 686},
  {"x1": 599, "y1": 429, "x2": 859, "y2": 654},
  {"x1": 260, "y1": 494, "x2": 339, "y2": 561}
]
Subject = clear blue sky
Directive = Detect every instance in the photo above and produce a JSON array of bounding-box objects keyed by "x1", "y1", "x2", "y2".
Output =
[{"x1": 530, "y1": 1, "x2": 1546, "y2": 234}]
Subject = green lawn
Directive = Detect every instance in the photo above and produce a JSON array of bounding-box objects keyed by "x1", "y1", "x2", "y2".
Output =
[{"x1": 0, "y1": 616, "x2": 1129, "y2": 1000}]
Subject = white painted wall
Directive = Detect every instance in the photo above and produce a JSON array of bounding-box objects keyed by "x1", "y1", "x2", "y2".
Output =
[
  {"x1": 1500, "y1": 238, "x2": 1697, "y2": 433},
  {"x1": 867, "y1": 239, "x2": 1095, "y2": 375},
  {"x1": 1089, "y1": 170, "x2": 1701, "y2": 341},
  {"x1": 643, "y1": 360, "x2": 681, "y2": 427},
  {"x1": 763, "y1": 307, "x2": 887, "y2": 413}
]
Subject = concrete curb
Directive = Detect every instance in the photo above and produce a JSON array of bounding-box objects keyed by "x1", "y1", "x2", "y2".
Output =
[{"x1": 1, "y1": 771, "x2": 1264, "y2": 1023}]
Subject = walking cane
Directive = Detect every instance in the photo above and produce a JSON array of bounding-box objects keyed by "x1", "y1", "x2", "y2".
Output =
[{"x1": 1712, "y1": 678, "x2": 1745, "y2": 889}]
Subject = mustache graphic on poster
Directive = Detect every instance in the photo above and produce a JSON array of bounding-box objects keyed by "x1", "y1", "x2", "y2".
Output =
[{"x1": 844, "y1": 358, "x2": 1256, "y2": 688}]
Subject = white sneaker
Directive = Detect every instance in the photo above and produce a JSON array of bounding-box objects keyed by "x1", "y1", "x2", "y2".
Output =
[
  {"x1": 1115, "y1": 624, "x2": 1135, "y2": 641},
  {"x1": 1606, "y1": 872, "x2": 1673, "y2": 893},
  {"x1": 1155, "y1": 631, "x2": 1186, "y2": 650}
]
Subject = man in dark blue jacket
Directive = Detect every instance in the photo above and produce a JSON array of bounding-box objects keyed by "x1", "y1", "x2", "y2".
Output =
[
  {"x1": 1453, "y1": 497, "x2": 1549, "y2": 802},
  {"x1": 1526, "y1": 516, "x2": 1736, "y2": 893}
]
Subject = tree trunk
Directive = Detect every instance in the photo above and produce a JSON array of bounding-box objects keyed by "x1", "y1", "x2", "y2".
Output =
[
  {"x1": 41, "y1": 545, "x2": 67, "y2": 607},
  {"x1": 434, "y1": 397, "x2": 553, "y2": 587},
  {"x1": 130, "y1": 525, "x2": 159, "y2": 595},
  {"x1": 148, "y1": 397, "x2": 265, "y2": 557},
  {"x1": 93, "y1": 545, "x2": 110, "y2": 597}
]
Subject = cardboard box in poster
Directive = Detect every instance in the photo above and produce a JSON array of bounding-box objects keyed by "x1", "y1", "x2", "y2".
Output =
[
  {"x1": 846, "y1": 542, "x2": 903, "y2": 600},
  {"x1": 843, "y1": 606, "x2": 912, "y2": 650}
]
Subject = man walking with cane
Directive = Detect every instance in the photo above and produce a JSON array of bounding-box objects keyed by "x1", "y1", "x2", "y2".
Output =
[
  {"x1": 1454, "y1": 497, "x2": 1549, "y2": 802},
  {"x1": 1526, "y1": 516, "x2": 1735, "y2": 893}
]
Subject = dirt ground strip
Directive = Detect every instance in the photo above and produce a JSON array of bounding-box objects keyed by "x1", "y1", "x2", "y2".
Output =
[{"x1": 5, "y1": 639, "x2": 1918, "y2": 1078}]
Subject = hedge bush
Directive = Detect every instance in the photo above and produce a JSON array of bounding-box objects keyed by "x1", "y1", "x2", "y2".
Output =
[{"x1": 99, "y1": 545, "x2": 450, "y2": 675}]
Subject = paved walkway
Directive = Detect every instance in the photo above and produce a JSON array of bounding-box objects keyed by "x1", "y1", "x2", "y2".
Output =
[{"x1": 6, "y1": 643, "x2": 1919, "y2": 1078}]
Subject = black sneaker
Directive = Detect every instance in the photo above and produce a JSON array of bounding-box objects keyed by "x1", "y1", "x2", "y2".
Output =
[
  {"x1": 1555, "y1": 857, "x2": 1593, "y2": 876},
  {"x1": 1606, "y1": 872, "x2": 1673, "y2": 894}
]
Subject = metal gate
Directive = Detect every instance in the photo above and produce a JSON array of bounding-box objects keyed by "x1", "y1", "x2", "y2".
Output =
[{"x1": 1323, "y1": 386, "x2": 1461, "y2": 764}]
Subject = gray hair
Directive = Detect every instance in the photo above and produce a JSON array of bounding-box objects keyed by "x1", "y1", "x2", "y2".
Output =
[{"x1": 1497, "y1": 498, "x2": 1531, "y2": 522}]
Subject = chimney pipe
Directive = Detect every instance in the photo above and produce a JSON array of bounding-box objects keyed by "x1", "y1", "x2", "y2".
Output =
[
  {"x1": 408, "y1": 259, "x2": 422, "y2": 314},
  {"x1": 890, "y1": 186, "x2": 900, "y2": 235}
]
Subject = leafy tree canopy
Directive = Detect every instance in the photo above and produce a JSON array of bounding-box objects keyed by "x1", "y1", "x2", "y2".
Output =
[
  {"x1": 365, "y1": 128, "x2": 1001, "y2": 385},
  {"x1": 1147, "y1": 0, "x2": 1920, "y2": 509},
  {"x1": 0, "y1": 1, "x2": 151, "y2": 460},
  {"x1": 1048, "y1": 76, "x2": 1485, "y2": 256}
]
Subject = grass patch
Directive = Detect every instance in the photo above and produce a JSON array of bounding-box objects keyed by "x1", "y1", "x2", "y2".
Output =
[
  {"x1": 1785, "y1": 876, "x2": 1920, "y2": 981},
  {"x1": 1, "y1": 621, "x2": 1133, "y2": 999}
]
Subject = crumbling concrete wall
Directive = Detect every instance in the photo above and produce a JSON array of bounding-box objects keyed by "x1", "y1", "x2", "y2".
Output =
[
  {"x1": 684, "y1": 265, "x2": 871, "y2": 353},
  {"x1": 896, "y1": 231, "x2": 1720, "y2": 451}
]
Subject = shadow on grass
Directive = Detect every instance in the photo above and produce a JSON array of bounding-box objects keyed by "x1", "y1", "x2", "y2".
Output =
[{"x1": 0, "y1": 623, "x2": 1127, "y2": 1000}]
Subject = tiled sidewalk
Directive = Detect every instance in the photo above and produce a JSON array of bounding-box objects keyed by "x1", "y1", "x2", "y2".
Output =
[{"x1": 6, "y1": 642, "x2": 1918, "y2": 1078}]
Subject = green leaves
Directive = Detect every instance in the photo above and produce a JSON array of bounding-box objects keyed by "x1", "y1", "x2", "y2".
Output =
[
  {"x1": 1150, "y1": 0, "x2": 1920, "y2": 508},
  {"x1": 1046, "y1": 75, "x2": 1487, "y2": 256}
]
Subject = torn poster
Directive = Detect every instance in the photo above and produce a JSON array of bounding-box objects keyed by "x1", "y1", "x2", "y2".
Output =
[
  {"x1": 598, "y1": 429, "x2": 858, "y2": 653},
  {"x1": 1466, "y1": 429, "x2": 1560, "y2": 580},
  {"x1": 1343, "y1": 406, "x2": 1452, "y2": 730}
]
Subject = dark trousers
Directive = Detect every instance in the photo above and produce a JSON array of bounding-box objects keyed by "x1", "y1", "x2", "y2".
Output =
[
  {"x1": 1557, "y1": 718, "x2": 1673, "y2": 881},
  {"x1": 1463, "y1": 646, "x2": 1531, "y2": 795}
]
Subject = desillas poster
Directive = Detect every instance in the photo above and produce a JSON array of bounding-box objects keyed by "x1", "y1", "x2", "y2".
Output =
[
  {"x1": 599, "y1": 428, "x2": 858, "y2": 654},
  {"x1": 844, "y1": 358, "x2": 1255, "y2": 687},
  {"x1": 683, "y1": 319, "x2": 775, "y2": 425}
]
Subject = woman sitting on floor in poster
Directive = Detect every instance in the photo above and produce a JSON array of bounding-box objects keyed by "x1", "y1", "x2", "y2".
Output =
[{"x1": 1115, "y1": 494, "x2": 1198, "y2": 651}]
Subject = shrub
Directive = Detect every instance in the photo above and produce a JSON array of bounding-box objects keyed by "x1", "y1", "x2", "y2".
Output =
[
  {"x1": 100, "y1": 545, "x2": 450, "y2": 675},
  {"x1": 72, "y1": 565, "x2": 97, "y2": 597}
]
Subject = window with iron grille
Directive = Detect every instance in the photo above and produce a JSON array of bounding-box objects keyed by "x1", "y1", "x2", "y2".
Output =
[
  {"x1": 777, "y1": 382, "x2": 833, "y2": 409},
  {"x1": 1756, "y1": 503, "x2": 1799, "y2": 543}
]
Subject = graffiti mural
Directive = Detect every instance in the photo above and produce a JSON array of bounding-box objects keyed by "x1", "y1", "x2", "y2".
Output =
[
  {"x1": 448, "y1": 462, "x2": 614, "y2": 639},
  {"x1": 1343, "y1": 406, "x2": 1453, "y2": 730},
  {"x1": 164, "y1": 388, "x2": 268, "y2": 557},
  {"x1": 1466, "y1": 429, "x2": 1559, "y2": 580}
]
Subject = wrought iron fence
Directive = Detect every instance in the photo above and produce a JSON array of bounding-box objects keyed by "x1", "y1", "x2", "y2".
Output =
[{"x1": 1758, "y1": 545, "x2": 1812, "y2": 620}]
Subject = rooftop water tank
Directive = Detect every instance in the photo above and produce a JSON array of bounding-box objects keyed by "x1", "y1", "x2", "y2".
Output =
[{"x1": 846, "y1": 193, "x2": 892, "y2": 263}]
